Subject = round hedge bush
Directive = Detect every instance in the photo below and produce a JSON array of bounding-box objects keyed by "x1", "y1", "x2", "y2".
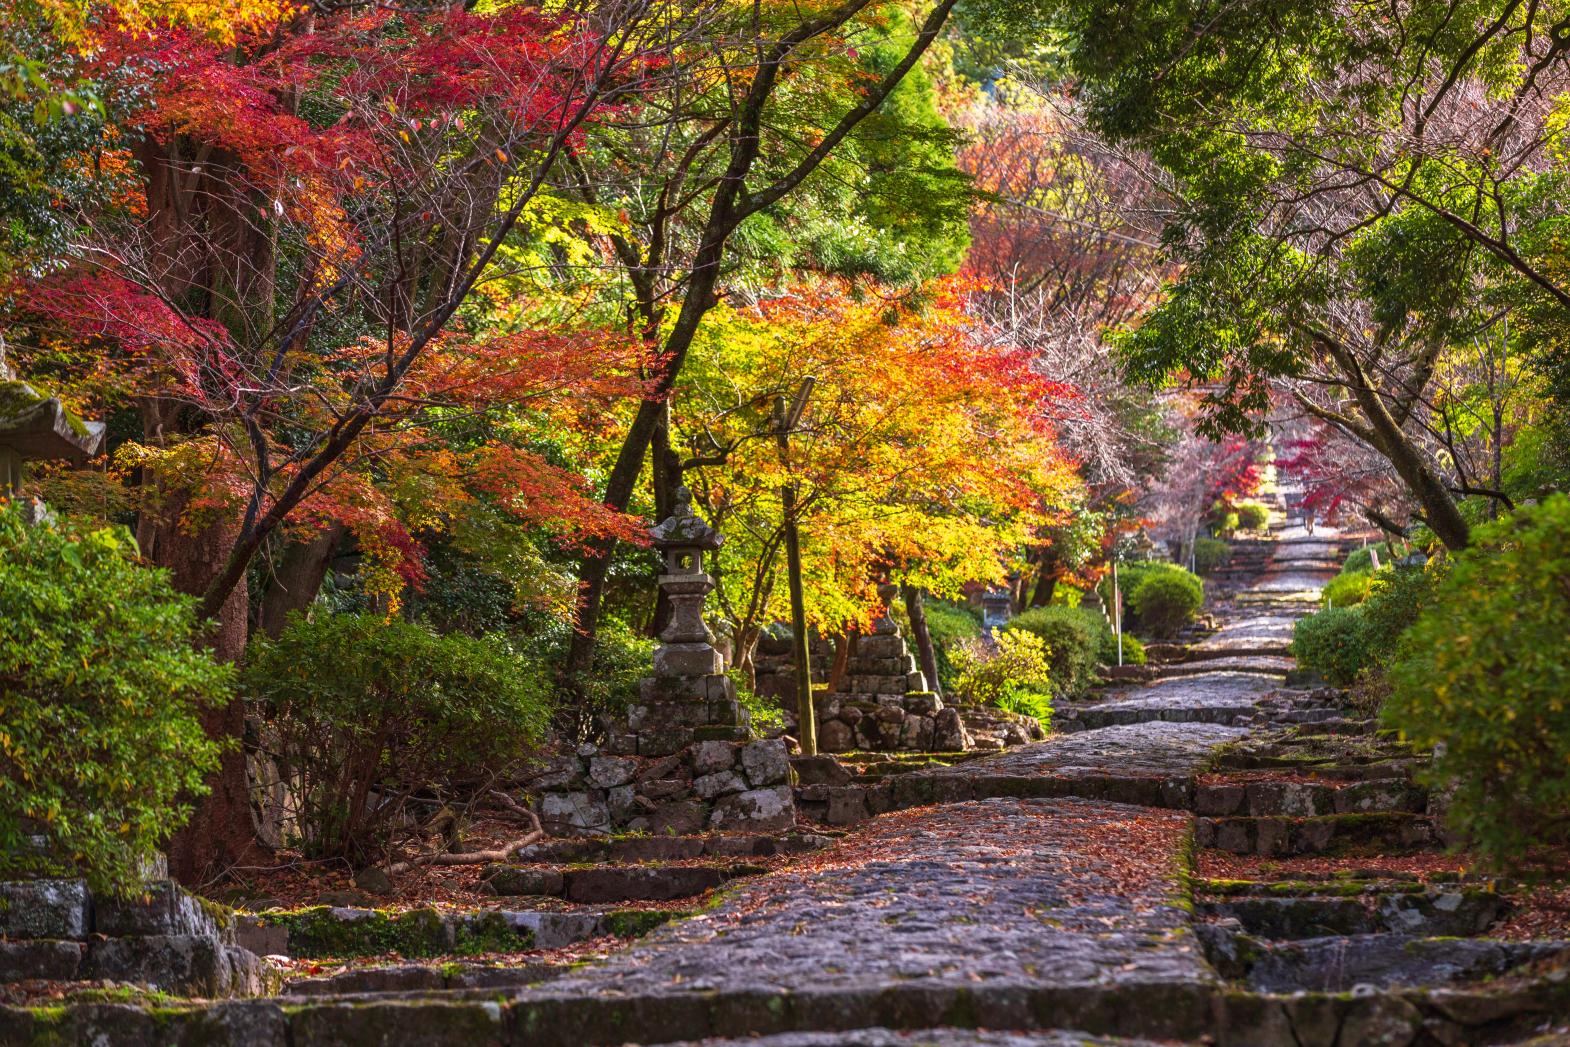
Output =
[
  {"x1": 1320, "y1": 569, "x2": 1375, "y2": 608},
  {"x1": 1193, "y1": 537, "x2": 1231, "y2": 575},
  {"x1": 0, "y1": 505, "x2": 230, "y2": 894},
  {"x1": 1383, "y1": 495, "x2": 1570, "y2": 869},
  {"x1": 1290, "y1": 606, "x2": 1372, "y2": 686},
  {"x1": 1126, "y1": 567, "x2": 1204, "y2": 638},
  {"x1": 1235, "y1": 501, "x2": 1270, "y2": 532}
]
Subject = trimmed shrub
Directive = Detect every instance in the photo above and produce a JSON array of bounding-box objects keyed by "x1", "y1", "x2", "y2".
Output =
[
  {"x1": 951, "y1": 632, "x2": 1054, "y2": 728},
  {"x1": 1290, "y1": 606, "x2": 1373, "y2": 686},
  {"x1": 1102, "y1": 629, "x2": 1147, "y2": 667},
  {"x1": 1359, "y1": 564, "x2": 1441, "y2": 665},
  {"x1": 1383, "y1": 496, "x2": 1570, "y2": 869},
  {"x1": 1006, "y1": 606, "x2": 1099, "y2": 698},
  {"x1": 1126, "y1": 567, "x2": 1204, "y2": 638},
  {"x1": 1341, "y1": 546, "x2": 1376, "y2": 574},
  {"x1": 246, "y1": 613, "x2": 552, "y2": 864},
  {"x1": 1235, "y1": 501, "x2": 1270, "y2": 532},
  {"x1": 1193, "y1": 537, "x2": 1232, "y2": 575},
  {"x1": 0, "y1": 505, "x2": 230, "y2": 894},
  {"x1": 1320, "y1": 569, "x2": 1375, "y2": 608}
]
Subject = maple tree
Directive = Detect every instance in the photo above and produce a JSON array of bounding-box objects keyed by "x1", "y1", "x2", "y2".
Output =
[
  {"x1": 669, "y1": 280, "x2": 1079, "y2": 683},
  {"x1": 5, "y1": 0, "x2": 682, "y2": 881}
]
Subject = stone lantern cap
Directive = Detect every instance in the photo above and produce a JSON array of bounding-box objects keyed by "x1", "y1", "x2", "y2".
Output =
[
  {"x1": 650, "y1": 487, "x2": 723, "y2": 553},
  {"x1": 0, "y1": 380, "x2": 105, "y2": 463}
]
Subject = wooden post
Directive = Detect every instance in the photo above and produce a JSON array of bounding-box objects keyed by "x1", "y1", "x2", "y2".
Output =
[{"x1": 775, "y1": 379, "x2": 817, "y2": 755}]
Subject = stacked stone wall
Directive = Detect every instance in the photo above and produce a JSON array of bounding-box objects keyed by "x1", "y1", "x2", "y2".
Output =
[{"x1": 526, "y1": 737, "x2": 793, "y2": 837}]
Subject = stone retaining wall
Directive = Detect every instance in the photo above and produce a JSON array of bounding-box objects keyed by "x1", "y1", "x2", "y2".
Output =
[
  {"x1": 526, "y1": 737, "x2": 793, "y2": 836},
  {"x1": 0, "y1": 878, "x2": 271, "y2": 997}
]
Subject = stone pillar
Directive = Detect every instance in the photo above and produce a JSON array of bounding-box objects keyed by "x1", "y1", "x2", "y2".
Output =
[{"x1": 606, "y1": 488, "x2": 749, "y2": 756}]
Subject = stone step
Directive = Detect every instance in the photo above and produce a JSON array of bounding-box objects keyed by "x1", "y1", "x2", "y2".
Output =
[
  {"x1": 233, "y1": 905, "x2": 681, "y2": 959},
  {"x1": 1200, "y1": 929, "x2": 1567, "y2": 994},
  {"x1": 510, "y1": 831, "x2": 830, "y2": 865},
  {"x1": 1193, "y1": 776, "x2": 1428, "y2": 817},
  {"x1": 1196, "y1": 887, "x2": 1507, "y2": 940},
  {"x1": 1195, "y1": 812, "x2": 1441, "y2": 857},
  {"x1": 285, "y1": 960, "x2": 567, "y2": 996},
  {"x1": 482, "y1": 861, "x2": 766, "y2": 903}
]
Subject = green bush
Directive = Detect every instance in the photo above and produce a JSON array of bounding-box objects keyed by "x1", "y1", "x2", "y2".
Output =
[
  {"x1": 1359, "y1": 564, "x2": 1440, "y2": 666},
  {"x1": 246, "y1": 613, "x2": 551, "y2": 864},
  {"x1": 1126, "y1": 567, "x2": 1204, "y2": 638},
  {"x1": 514, "y1": 618, "x2": 653, "y2": 741},
  {"x1": 1383, "y1": 496, "x2": 1570, "y2": 869},
  {"x1": 0, "y1": 506, "x2": 230, "y2": 894},
  {"x1": 1290, "y1": 606, "x2": 1373, "y2": 686},
  {"x1": 1321, "y1": 569, "x2": 1375, "y2": 607},
  {"x1": 1341, "y1": 546, "x2": 1376, "y2": 574},
  {"x1": 1102, "y1": 628, "x2": 1147, "y2": 667},
  {"x1": 920, "y1": 599, "x2": 983, "y2": 692},
  {"x1": 951, "y1": 632, "x2": 1054, "y2": 728},
  {"x1": 1005, "y1": 606, "x2": 1099, "y2": 698},
  {"x1": 1235, "y1": 501, "x2": 1270, "y2": 532},
  {"x1": 1192, "y1": 537, "x2": 1232, "y2": 575}
]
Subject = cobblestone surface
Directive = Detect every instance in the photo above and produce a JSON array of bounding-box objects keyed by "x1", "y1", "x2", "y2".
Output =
[{"x1": 912, "y1": 722, "x2": 1245, "y2": 782}]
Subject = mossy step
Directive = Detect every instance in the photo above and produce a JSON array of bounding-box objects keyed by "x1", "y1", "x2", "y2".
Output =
[
  {"x1": 234, "y1": 905, "x2": 685, "y2": 959},
  {"x1": 482, "y1": 861, "x2": 766, "y2": 903},
  {"x1": 8, "y1": 972, "x2": 1570, "y2": 1046},
  {"x1": 285, "y1": 960, "x2": 568, "y2": 996},
  {"x1": 1193, "y1": 777, "x2": 1427, "y2": 818},
  {"x1": 1195, "y1": 812, "x2": 1440, "y2": 857},
  {"x1": 1198, "y1": 888, "x2": 1507, "y2": 939},
  {"x1": 511, "y1": 831, "x2": 830, "y2": 866}
]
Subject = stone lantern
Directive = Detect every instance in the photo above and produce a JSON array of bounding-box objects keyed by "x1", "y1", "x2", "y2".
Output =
[
  {"x1": 981, "y1": 587, "x2": 1013, "y2": 637},
  {"x1": 607, "y1": 487, "x2": 750, "y2": 756},
  {"x1": 0, "y1": 360, "x2": 104, "y2": 516}
]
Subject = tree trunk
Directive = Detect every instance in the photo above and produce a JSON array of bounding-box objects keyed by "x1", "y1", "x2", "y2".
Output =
[
  {"x1": 647, "y1": 399, "x2": 682, "y2": 639},
  {"x1": 902, "y1": 585, "x2": 942, "y2": 699},
  {"x1": 136, "y1": 466, "x2": 262, "y2": 886},
  {"x1": 258, "y1": 524, "x2": 343, "y2": 638}
]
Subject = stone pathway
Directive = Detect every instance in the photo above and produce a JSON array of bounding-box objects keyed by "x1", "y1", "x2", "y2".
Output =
[{"x1": 13, "y1": 519, "x2": 1570, "y2": 1045}]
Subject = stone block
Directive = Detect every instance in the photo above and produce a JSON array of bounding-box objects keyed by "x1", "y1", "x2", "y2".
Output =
[
  {"x1": 0, "y1": 878, "x2": 89, "y2": 939},
  {"x1": 85, "y1": 935, "x2": 268, "y2": 998},
  {"x1": 637, "y1": 727, "x2": 695, "y2": 756},
  {"x1": 709, "y1": 785, "x2": 795, "y2": 833},
  {"x1": 901, "y1": 691, "x2": 941, "y2": 715},
  {"x1": 638, "y1": 778, "x2": 691, "y2": 801},
  {"x1": 739, "y1": 739, "x2": 790, "y2": 787},
  {"x1": 563, "y1": 865, "x2": 729, "y2": 904},
  {"x1": 482, "y1": 866, "x2": 565, "y2": 897},
  {"x1": 693, "y1": 770, "x2": 747, "y2": 800},
  {"x1": 537, "y1": 791, "x2": 611, "y2": 834},
  {"x1": 608, "y1": 784, "x2": 637, "y2": 820},
  {"x1": 791, "y1": 754, "x2": 852, "y2": 786},
  {"x1": 652, "y1": 643, "x2": 723, "y2": 677},
  {"x1": 932, "y1": 707, "x2": 970, "y2": 751},
  {"x1": 819, "y1": 719, "x2": 854, "y2": 752},
  {"x1": 636, "y1": 754, "x2": 685, "y2": 782},
  {"x1": 649, "y1": 800, "x2": 708, "y2": 836},
  {"x1": 1195, "y1": 783, "x2": 1246, "y2": 816},
  {"x1": 527, "y1": 754, "x2": 585, "y2": 790},
  {"x1": 906, "y1": 671, "x2": 928, "y2": 690},
  {"x1": 706, "y1": 675, "x2": 737, "y2": 702},
  {"x1": 587, "y1": 756, "x2": 638, "y2": 788},
  {"x1": 639, "y1": 675, "x2": 709, "y2": 702},
  {"x1": 290, "y1": 998, "x2": 506, "y2": 1046},
  {"x1": 690, "y1": 725, "x2": 749, "y2": 743},
  {"x1": 0, "y1": 939, "x2": 83, "y2": 982},
  {"x1": 706, "y1": 698, "x2": 748, "y2": 727},
  {"x1": 825, "y1": 787, "x2": 870, "y2": 826},
  {"x1": 95, "y1": 879, "x2": 225, "y2": 940},
  {"x1": 856, "y1": 635, "x2": 904, "y2": 658}
]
